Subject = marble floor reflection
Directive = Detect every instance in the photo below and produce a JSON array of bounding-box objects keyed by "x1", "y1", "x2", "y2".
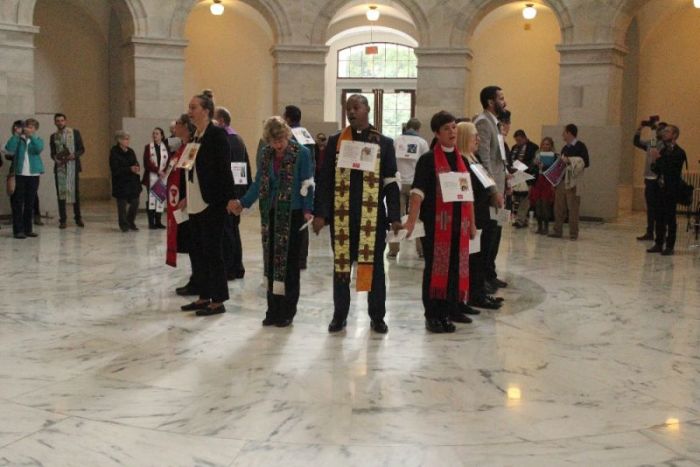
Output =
[{"x1": 1, "y1": 204, "x2": 699, "y2": 466}]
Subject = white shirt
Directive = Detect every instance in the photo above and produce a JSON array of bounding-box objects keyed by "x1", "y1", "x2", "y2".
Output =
[
  {"x1": 394, "y1": 133, "x2": 429, "y2": 185},
  {"x1": 186, "y1": 164, "x2": 208, "y2": 214},
  {"x1": 21, "y1": 142, "x2": 38, "y2": 176}
]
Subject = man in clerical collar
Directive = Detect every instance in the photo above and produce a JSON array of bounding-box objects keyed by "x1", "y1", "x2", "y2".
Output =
[
  {"x1": 312, "y1": 94, "x2": 402, "y2": 334},
  {"x1": 50, "y1": 113, "x2": 86, "y2": 229}
]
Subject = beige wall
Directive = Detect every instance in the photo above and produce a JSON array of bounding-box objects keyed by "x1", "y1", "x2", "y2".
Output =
[
  {"x1": 635, "y1": 3, "x2": 700, "y2": 183},
  {"x1": 468, "y1": 5, "x2": 560, "y2": 146},
  {"x1": 34, "y1": 0, "x2": 112, "y2": 200},
  {"x1": 184, "y1": 2, "x2": 274, "y2": 152}
]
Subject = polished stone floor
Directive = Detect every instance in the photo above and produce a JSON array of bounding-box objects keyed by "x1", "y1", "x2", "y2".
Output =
[{"x1": 1, "y1": 203, "x2": 699, "y2": 466}]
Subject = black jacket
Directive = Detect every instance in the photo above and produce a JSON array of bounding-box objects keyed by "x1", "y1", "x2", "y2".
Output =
[
  {"x1": 194, "y1": 122, "x2": 236, "y2": 206},
  {"x1": 561, "y1": 140, "x2": 590, "y2": 168},
  {"x1": 652, "y1": 143, "x2": 686, "y2": 194},
  {"x1": 109, "y1": 145, "x2": 141, "y2": 200}
]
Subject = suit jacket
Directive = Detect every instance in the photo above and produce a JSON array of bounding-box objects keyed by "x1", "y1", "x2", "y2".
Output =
[
  {"x1": 194, "y1": 122, "x2": 236, "y2": 206},
  {"x1": 50, "y1": 129, "x2": 85, "y2": 173},
  {"x1": 475, "y1": 110, "x2": 506, "y2": 194},
  {"x1": 651, "y1": 143, "x2": 686, "y2": 195}
]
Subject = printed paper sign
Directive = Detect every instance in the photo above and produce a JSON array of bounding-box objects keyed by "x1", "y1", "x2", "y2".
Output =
[
  {"x1": 469, "y1": 163, "x2": 496, "y2": 189},
  {"x1": 439, "y1": 172, "x2": 474, "y2": 202},
  {"x1": 291, "y1": 127, "x2": 316, "y2": 146},
  {"x1": 513, "y1": 160, "x2": 529, "y2": 172},
  {"x1": 176, "y1": 143, "x2": 201, "y2": 170},
  {"x1": 174, "y1": 209, "x2": 189, "y2": 224},
  {"x1": 231, "y1": 162, "x2": 248, "y2": 185},
  {"x1": 337, "y1": 140, "x2": 379, "y2": 172},
  {"x1": 396, "y1": 140, "x2": 420, "y2": 160},
  {"x1": 469, "y1": 229, "x2": 482, "y2": 254}
]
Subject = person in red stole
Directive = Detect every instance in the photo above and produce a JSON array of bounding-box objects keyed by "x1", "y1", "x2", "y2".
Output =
[
  {"x1": 165, "y1": 114, "x2": 198, "y2": 296},
  {"x1": 404, "y1": 111, "x2": 477, "y2": 333}
]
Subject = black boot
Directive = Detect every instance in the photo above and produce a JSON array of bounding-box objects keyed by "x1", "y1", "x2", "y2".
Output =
[
  {"x1": 154, "y1": 212, "x2": 166, "y2": 229},
  {"x1": 147, "y1": 210, "x2": 157, "y2": 229}
]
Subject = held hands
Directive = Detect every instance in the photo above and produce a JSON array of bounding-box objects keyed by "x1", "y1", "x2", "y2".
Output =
[
  {"x1": 403, "y1": 218, "x2": 416, "y2": 238},
  {"x1": 390, "y1": 221, "x2": 402, "y2": 235},
  {"x1": 176, "y1": 198, "x2": 187, "y2": 211},
  {"x1": 312, "y1": 217, "x2": 325, "y2": 235},
  {"x1": 227, "y1": 199, "x2": 243, "y2": 216},
  {"x1": 131, "y1": 165, "x2": 140, "y2": 174},
  {"x1": 304, "y1": 212, "x2": 314, "y2": 222}
]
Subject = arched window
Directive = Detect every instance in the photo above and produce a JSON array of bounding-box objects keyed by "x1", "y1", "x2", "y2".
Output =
[{"x1": 338, "y1": 42, "x2": 417, "y2": 79}]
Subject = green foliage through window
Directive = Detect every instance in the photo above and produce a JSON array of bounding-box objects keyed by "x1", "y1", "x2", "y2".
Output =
[{"x1": 338, "y1": 43, "x2": 417, "y2": 79}]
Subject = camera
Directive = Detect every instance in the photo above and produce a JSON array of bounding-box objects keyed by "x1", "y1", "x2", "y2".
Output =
[{"x1": 641, "y1": 115, "x2": 660, "y2": 128}]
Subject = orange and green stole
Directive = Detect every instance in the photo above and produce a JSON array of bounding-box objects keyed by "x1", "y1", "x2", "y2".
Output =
[{"x1": 333, "y1": 127, "x2": 382, "y2": 291}]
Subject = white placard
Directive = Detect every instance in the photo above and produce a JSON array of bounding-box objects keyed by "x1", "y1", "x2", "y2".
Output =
[
  {"x1": 337, "y1": 140, "x2": 379, "y2": 172},
  {"x1": 231, "y1": 162, "x2": 248, "y2": 185},
  {"x1": 490, "y1": 207, "x2": 511, "y2": 226},
  {"x1": 395, "y1": 140, "x2": 421, "y2": 160},
  {"x1": 298, "y1": 217, "x2": 314, "y2": 232},
  {"x1": 469, "y1": 163, "x2": 496, "y2": 189},
  {"x1": 438, "y1": 172, "x2": 474, "y2": 202},
  {"x1": 176, "y1": 142, "x2": 200, "y2": 170},
  {"x1": 513, "y1": 160, "x2": 529, "y2": 172},
  {"x1": 291, "y1": 127, "x2": 316, "y2": 146},
  {"x1": 508, "y1": 170, "x2": 534, "y2": 188},
  {"x1": 173, "y1": 209, "x2": 189, "y2": 224},
  {"x1": 469, "y1": 229, "x2": 482, "y2": 254}
]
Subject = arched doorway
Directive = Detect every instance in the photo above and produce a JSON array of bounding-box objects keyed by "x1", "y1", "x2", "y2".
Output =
[
  {"x1": 466, "y1": 2, "x2": 561, "y2": 145},
  {"x1": 184, "y1": 0, "x2": 275, "y2": 148},
  {"x1": 33, "y1": 0, "x2": 135, "y2": 204}
]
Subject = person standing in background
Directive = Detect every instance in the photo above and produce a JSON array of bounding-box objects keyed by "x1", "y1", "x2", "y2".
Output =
[
  {"x1": 109, "y1": 131, "x2": 141, "y2": 232},
  {"x1": 50, "y1": 113, "x2": 85, "y2": 229}
]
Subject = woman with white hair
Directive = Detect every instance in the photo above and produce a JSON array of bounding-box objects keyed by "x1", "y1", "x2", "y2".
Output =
[{"x1": 109, "y1": 130, "x2": 141, "y2": 232}]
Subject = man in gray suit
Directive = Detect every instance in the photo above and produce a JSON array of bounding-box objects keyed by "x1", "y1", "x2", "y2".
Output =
[{"x1": 475, "y1": 86, "x2": 508, "y2": 293}]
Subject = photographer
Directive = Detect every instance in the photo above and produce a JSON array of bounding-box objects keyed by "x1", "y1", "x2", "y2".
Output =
[
  {"x1": 646, "y1": 125, "x2": 685, "y2": 256},
  {"x1": 633, "y1": 116, "x2": 666, "y2": 241}
]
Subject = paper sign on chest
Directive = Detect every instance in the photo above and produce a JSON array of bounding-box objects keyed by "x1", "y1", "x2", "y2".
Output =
[
  {"x1": 177, "y1": 143, "x2": 201, "y2": 170},
  {"x1": 438, "y1": 171, "x2": 474, "y2": 202},
  {"x1": 337, "y1": 140, "x2": 379, "y2": 172}
]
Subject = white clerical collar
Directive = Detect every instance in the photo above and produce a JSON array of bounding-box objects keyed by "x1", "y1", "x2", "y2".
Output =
[{"x1": 441, "y1": 145, "x2": 455, "y2": 152}]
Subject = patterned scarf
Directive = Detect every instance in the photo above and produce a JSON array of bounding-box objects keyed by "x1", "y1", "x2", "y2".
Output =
[
  {"x1": 260, "y1": 140, "x2": 299, "y2": 296},
  {"x1": 147, "y1": 142, "x2": 169, "y2": 212},
  {"x1": 54, "y1": 128, "x2": 76, "y2": 203},
  {"x1": 430, "y1": 145, "x2": 471, "y2": 302},
  {"x1": 333, "y1": 126, "x2": 381, "y2": 291}
]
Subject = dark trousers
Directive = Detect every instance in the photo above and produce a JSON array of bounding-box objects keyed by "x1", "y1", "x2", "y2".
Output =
[
  {"x1": 469, "y1": 251, "x2": 486, "y2": 301},
  {"x1": 655, "y1": 192, "x2": 678, "y2": 250},
  {"x1": 11, "y1": 175, "x2": 40, "y2": 235},
  {"x1": 332, "y1": 234, "x2": 386, "y2": 320},
  {"x1": 421, "y1": 235, "x2": 461, "y2": 320},
  {"x1": 644, "y1": 179, "x2": 660, "y2": 238},
  {"x1": 55, "y1": 172, "x2": 81, "y2": 223},
  {"x1": 116, "y1": 197, "x2": 138, "y2": 230},
  {"x1": 482, "y1": 219, "x2": 502, "y2": 281},
  {"x1": 223, "y1": 213, "x2": 245, "y2": 276},
  {"x1": 146, "y1": 205, "x2": 162, "y2": 228},
  {"x1": 265, "y1": 209, "x2": 303, "y2": 321},
  {"x1": 189, "y1": 205, "x2": 229, "y2": 303},
  {"x1": 299, "y1": 228, "x2": 309, "y2": 268}
]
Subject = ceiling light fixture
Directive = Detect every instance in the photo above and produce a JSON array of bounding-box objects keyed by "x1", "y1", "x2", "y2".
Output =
[
  {"x1": 366, "y1": 5, "x2": 380, "y2": 22},
  {"x1": 522, "y1": 3, "x2": 537, "y2": 20},
  {"x1": 210, "y1": 0, "x2": 224, "y2": 16}
]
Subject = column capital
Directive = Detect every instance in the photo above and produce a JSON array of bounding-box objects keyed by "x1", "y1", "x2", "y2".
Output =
[
  {"x1": 129, "y1": 36, "x2": 188, "y2": 60},
  {"x1": 556, "y1": 43, "x2": 628, "y2": 68},
  {"x1": 270, "y1": 45, "x2": 329, "y2": 66},
  {"x1": 0, "y1": 22, "x2": 39, "y2": 50},
  {"x1": 414, "y1": 47, "x2": 473, "y2": 69}
]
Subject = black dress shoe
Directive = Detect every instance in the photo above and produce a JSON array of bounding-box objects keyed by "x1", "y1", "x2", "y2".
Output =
[
  {"x1": 440, "y1": 318, "x2": 456, "y2": 333},
  {"x1": 59, "y1": 223, "x2": 67, "y2": 229},
  {"x1": 155, "y1": 223, "x2": 166, "y2": 229},
  {"x1": 449, "y1": 312, "x2": 473, "y2": 324},
  {"x1": 370, "y1": 319, "x2": 388, "y2": 334},
  {"x1": 181, "y1": 301, "x2": 209, "y2": 311},
  {"x1": 227, "y1": 270, "x2": 245, "y2": 280},
  {"x1": 491, "y1": 278, "x2": 508, "y2": 288},
  {"x1": 328, "y1": 318, "x2": 347, "y2": 333},
  {"x1": 637, "y1": 233, "x2": 653, "y2": 241},
  {"x1": 661, "y1": 248, "x2": 674, "y2": 256},
  {"x1": 468, "y1": 297, "x2": 502, "y2": 310},
  {"x1": 176, "y1": 284, "x2": 199, "y2": 296},
  {"x1": 129, "y1": 224, "x2": 139, "y2": 231},
  {"x1": 458, "y1": 304, "x2": 481, "y2": 315},
  {"x1": 487, "y1": 295, "x2": 505, "y2": 303},
  {"x1": 14, "y1": 233, "x2": 26, "y2": 239},
  {"x1": 76, "y1": 219, "x2": 85, "y2": 228},
  {"x1": 26, "y1": 232, "x2": 38, "y2": 238},
  {"x1": 647, "y1": 245, "x2": 663, "y2": 253},
  {"x1": 196, "y1": 305, "x2": 226, "y2": 316},
  {"x1": 275, "y1": 319, "x2": 293, "y2": 328},
  {"x1": 262, "y1": 314, "x2": 276, "y2": 326},
  {"x1": 425, "y1": 319, "x2": 444, "y2": 333},
  {"x1": 120, "y1": 227, "x2": 129, "y2": 233}
]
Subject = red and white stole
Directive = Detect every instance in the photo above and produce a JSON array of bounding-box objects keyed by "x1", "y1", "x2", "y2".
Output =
[
  {"x1": 149, "y1": 142, "x2": 169, "y2": 175},
  {"x1": 165, "y1": 145, "x2": 185, "y2": 267},
  {"x1": 430, "y1": 145, "x2": 471, "y2": 302}
]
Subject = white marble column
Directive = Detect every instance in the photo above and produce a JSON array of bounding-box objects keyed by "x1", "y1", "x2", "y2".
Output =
[
  {"x1": 271, "y1": 45, "x2": 328, "y2": 124},
  {"x1": 555, "y1": 43, "x2": 628, "y2": 220},
  {"x1": 130, "y1": 37, "x2": 188, "y2": 119},
  {"x1": 414, "y1": 47, "x2": 472, "y2": 140},
  {"x1": 0, "y1": 23, "x2": 39, "y2": 114}
]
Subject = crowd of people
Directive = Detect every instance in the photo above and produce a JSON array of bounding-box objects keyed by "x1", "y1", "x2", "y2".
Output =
[{"x1": 4, "y1": 84, "x2": 690, "y2": 332}]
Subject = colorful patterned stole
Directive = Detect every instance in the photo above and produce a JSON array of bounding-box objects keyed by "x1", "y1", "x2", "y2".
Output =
[
  {"x1": 333, "y1": 126, "x2": 381, "y2": 291},
  {"x1": 259, "y1": 140, "x2": 300, "y2": 296},
  {"x1": 54, "y1": 128, "x2": 76, "y2": 203},
  {"x1": 430, "y1": 145, "x2": 471, "y2": 302}
]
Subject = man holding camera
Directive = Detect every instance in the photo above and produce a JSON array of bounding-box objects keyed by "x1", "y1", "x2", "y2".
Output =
[
  {"x1": 647, "y1": 125, "x2": 686, "y2": 256},
  {"x1": 633, "y1": 116, "x2": 666, "y2": 241}
]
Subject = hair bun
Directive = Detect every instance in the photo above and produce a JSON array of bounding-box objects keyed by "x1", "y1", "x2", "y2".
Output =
[{"x1": 201, "y1": 89, "x2": 214, "y2": 100}]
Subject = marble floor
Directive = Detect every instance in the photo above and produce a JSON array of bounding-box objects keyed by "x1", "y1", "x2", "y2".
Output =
[{"x1": 1, "y1": 204, "x2": 699, "y2": 466}]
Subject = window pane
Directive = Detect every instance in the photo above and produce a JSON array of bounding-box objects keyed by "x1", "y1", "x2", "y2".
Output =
[
  {"x1": 337, "y1": 42, "x2": 417, "y2": 79},
  {"x1": 338, "y1": 48, "x2": 350, "y2": 61}
]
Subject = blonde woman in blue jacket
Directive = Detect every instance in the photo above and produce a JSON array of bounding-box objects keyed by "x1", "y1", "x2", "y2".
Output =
[{"x1": 4, "y1": 118, "x2": 45, "y2": 239}]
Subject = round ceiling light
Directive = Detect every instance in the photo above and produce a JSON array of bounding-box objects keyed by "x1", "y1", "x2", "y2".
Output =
[
  {"x1": 366, "y1": 6, "x2": 380, "y2": 22},
  {"x1": 523, "y1": 3, "x2": 537, "y2": 20},
  {"x1": 210, "y1": 0, "x2": 224, "y2": 15}
]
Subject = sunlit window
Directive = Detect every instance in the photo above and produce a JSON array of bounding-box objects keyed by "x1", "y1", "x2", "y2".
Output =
[{"x1": 338, "y1": 43, "x2": 417, "y2": 79}]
